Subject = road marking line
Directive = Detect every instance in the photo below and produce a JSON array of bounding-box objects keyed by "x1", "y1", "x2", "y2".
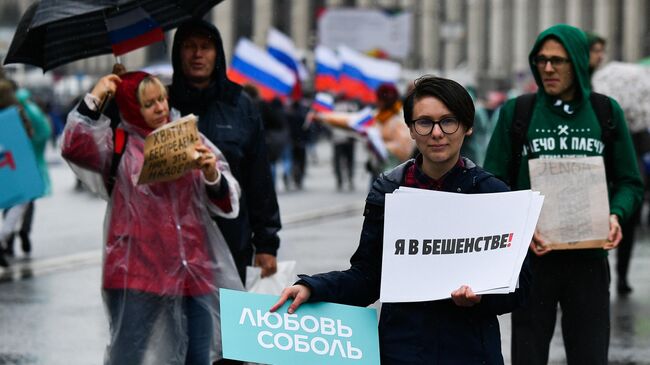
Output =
[{"x1": 0, "y1": 202, "x2": 365, "y2": 282}]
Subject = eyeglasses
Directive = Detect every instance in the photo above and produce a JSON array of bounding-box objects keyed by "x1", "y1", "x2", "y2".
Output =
[
  {"x1": 532, "y1": 55, "x2": 571, "y2": 68},
  {"x1": 411, "y1": 117, "x2": 460, "y2": 135}
]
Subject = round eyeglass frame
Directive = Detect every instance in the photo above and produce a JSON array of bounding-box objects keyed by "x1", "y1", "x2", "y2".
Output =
[
  {"x1": 531, "y1": 55, "x2": 571, "y2": 69},
  {"x1": 411, "y1": 117, "x2": 461, "y2": 136}
]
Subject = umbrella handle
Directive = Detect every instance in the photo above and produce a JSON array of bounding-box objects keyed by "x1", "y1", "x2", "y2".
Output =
[{"x1": 112, "y1": 62, "x2": 127, "y2": 76}]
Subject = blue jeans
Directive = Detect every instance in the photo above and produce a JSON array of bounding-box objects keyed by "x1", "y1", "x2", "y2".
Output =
[{"x1": 105, "y1": 289, "x2": 214, "y2": 365}]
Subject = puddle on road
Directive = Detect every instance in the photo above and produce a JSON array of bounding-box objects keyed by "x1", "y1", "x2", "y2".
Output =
[{"x1": 0, "y1": 353, "x2": 39, "y2": 364}]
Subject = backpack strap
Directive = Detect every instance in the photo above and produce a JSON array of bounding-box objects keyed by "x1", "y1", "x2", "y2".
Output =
[
  {"x1": 589, "y1": 92, "x2": 615, "y2": 182},
  {"x1": 107, "y1": 127, "x2": 128, "y2": 196},
  {"x1": 509, "y1": 93, "x2": 536, "y2": 188}
]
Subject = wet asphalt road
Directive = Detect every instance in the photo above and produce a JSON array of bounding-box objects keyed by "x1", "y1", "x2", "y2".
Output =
[{"x1": 1, "y1": 142, "x2": 649, "y2": 364}]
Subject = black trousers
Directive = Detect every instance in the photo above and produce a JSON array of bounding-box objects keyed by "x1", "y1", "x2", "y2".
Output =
[
  {"x1": 333, "y1": 140, "x2": 355, "y2": 188},
  {"x1": 616, "y1": 207, "x2": 640, "y2": 286},
  {"x1": 511, "y1": 253, "x2": 610, "y2": 365}
]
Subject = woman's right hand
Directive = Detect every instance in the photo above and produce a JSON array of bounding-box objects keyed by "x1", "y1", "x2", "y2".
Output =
[
  {"x1": 269, "y1": 284, "x2": 312, "y2": 314},
  {"x1": 90, "y1": 74, "x2": 122, "y2": 101}
]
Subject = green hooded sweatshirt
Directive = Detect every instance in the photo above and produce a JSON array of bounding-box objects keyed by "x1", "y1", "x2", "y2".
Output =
[{"x1": 484, "y1": 24, "x2": 643, "y2": 254}]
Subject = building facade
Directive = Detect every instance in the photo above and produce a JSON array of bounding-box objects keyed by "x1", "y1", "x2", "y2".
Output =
[{"x1": 1, "y1": 0, "x2": 649, "y2": 92}]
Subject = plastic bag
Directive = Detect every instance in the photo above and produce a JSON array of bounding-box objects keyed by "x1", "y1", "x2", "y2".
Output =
[{"x1": 245, "y1": 261, "x2": 297, "y2": 295}]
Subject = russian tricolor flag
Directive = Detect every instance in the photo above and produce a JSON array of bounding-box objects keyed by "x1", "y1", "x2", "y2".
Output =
[
  {"x1": 267, "y1": 28, "x2": 306, "y2": 100},
  {"x1": 365, "y1": 127, "x2": 389, "y2": 161},
  {"x1": 312, "y1": 93, "x2": 335, "y2": 113},
  {"x1": 338, "y1": 46, "x2": 401, "y2": 104},
  {"x1": 105, "y1": 7, "x2": 164, "y2": 56},
  {"x1": 348, "y1": 106, "x2": 375, "y2": 132},
  {"x1": 314, "y1": 45, "x2": 341, "y2": 94},
  {"x1": 228, "y1": 38, "x2": 297, "y2": 101},
  {"x1": 347, "y1": 107, "x2": 388, "y2": 161}
]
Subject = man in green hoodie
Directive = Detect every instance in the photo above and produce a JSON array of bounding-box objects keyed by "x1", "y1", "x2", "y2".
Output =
[{"x1": 484, "y1": 24, "x2": 643, "y2": 365}]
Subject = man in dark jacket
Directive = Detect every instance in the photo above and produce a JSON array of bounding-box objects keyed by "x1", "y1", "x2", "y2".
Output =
[{"x1": 170, "y1": 20, "x2": 281, "y2": 283}]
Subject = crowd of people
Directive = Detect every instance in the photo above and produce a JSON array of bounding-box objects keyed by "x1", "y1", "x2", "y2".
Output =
[{"x1": 1, "y1": 17, "x2": 648, "y2": 365}]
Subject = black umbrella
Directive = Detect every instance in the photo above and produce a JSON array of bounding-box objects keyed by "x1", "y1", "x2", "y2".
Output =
[{"x1": 3, "y1": 0, "x2": 224, "y2": 71}]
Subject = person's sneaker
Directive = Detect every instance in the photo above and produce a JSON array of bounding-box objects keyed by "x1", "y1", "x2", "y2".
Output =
[
  {"x1": 21, "y1": 236, "x2": 31, "y2": 255},
  {"x1": 617, "y1": 280, "x2": 633, "y2": 296},
  {"x1": 0, "y1": 252, "x2": 9, "y2": 268},
  {"x1": 4, "y1": 234, "x2": 15, "y2": 257}
]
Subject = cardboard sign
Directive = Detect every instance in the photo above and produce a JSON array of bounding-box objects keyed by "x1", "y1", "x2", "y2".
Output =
[
  {"x1": 220, "y1": 289, "x2": 380, "y2": 365},
  {"x1": 529, "y1": 156, "x2": 609, "y2": 249},
  {"x1": 137, "y1": 114, "x2": 200, "y2": 184},
  {"x1": 381, "y1": 189, "x2": 543, "y2": 302},
  {"x1": 0, "y1": 107, "x2": 45, "y2": 208}
]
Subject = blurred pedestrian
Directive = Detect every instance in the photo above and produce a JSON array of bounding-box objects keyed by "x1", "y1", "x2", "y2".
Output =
[
  {"x1": 328, "y1": 97, "x2": 359, "y2": 191},
  {"x1": 586, "y1": 31, "x2": 606, "y2": 75},
  {"x1": 460, "y1": 86, "x2": 493, "y2": 166},
  {"x1": 271, "y1": 76, "x2": 531, "y2": 364},
  {"x1": 484, "y1": 24, "x2": 643, "y2": 364},
  {"x1": 62, "y1": 71, "x2": 243, "y2": 364},
  {"x1": 588, "y1": 31, "x2": 645, "y2": 296},
  {"x1": 169, "y1": 20, "x2": 281, "y2": 291},
  {"x1": 44, "y1": 99, "x2": 66, "y2": 147},
  {"x1": 287, "y1": 99, "x2": 311, "y2": 189},
  {"x1": 368, "y1": 83, "x2": 415, "y2": 180},
  {"x1": 3, "y1": 88, "x2": 53, "y2": 257},
  {"x1": 260, "y1": 98, "x2": 291, "y2": 190},
  {"x1": 0, "y1": 79, "x2": 34, "y2": 267}
]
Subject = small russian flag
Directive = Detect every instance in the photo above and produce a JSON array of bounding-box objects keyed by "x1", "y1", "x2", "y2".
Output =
[
  {"x1": 349, "y1": 107, "x2": 375, "y2": 132},
  {"x1": 227, "y1": 38, "x2": 296, "y2": 101},
  {"x1": 314, "y1": 45, "x2": 341, "y2": 93},
  {"x1": 267, "y1": 28, "x2": 307, "y2": 100},
  {"x1": 105, "y1": 8, "x2": 164, "y2": 56},
  {"x1": 365, "y1": 127, "x2": 389, "y2": 161},
  {"x1": 338, "y1": 46, "x2": 401, "y2": 104},
  {"x1": 311, "y1": 93, "x2": 335, "y2": 113}
]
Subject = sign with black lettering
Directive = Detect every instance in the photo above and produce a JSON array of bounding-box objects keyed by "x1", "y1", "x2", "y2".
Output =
[
  {"x1": 381, "y1": 189, "x2": 543, "y2": 302},
  {"x1": 137, "y1": 114, "x2": 200, "y2": 184},
  {"x1": 528, "y1": 156, "x2": 609, "y2": 249}
]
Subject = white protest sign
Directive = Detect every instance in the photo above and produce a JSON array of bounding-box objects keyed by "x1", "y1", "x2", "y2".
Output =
[
  {"x1": 137, "y1": 114, "x2": 200, "y2": 184},
  {"x1": 392, "y1": 187, "x2": 537, "y2": 292},
  {"x1": 529, "y1": 156, "x2": 609, "y2": 249},
  {"x1": 381, "y1": 189, "x2": 542, "y2": 302},
  {"x1": 318, "y1": 8, "x2": 413, "y2": 59}
]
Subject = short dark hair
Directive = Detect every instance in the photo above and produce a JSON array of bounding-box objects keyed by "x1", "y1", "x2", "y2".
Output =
[
  {"x1": 403, "y1": 75, "x2": 474, "y2": 130},
  {"x1": 585, "y1": 31, "x2": 606, "y2": 48}
]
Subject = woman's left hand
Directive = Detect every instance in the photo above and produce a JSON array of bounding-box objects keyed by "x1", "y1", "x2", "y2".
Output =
[
  {"x1": 451, "y1": 285, "x2": 482, "y2": 307},
  {"x1": 195, "y1": 144, "x2": 219, "y2": 182}
]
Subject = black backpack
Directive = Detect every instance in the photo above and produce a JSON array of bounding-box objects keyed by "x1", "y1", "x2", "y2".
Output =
[{"x1": 508, "y1": 92, "x2": 616, "y2": 187}]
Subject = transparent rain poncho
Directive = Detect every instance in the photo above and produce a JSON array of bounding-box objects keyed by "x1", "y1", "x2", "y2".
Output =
[{"x1": 61, "y1": 102, "x2": 244, "y2": 364}]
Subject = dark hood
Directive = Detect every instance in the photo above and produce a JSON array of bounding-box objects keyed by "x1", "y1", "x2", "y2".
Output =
[
  {"x1": 528, "y1": 24, "x2": 591, "y2": 107},
  {"x1": 170, "y1": 19, "x2": 241, "y2": 111}
]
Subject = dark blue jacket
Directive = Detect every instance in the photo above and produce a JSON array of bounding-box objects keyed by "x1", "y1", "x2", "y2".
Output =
[
  {"x1": 299, "y1": 158, "x2": 531, "y2": 365},
  {"x1": 169, "y1": 20, "x2": 281, "y2": 279}
]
